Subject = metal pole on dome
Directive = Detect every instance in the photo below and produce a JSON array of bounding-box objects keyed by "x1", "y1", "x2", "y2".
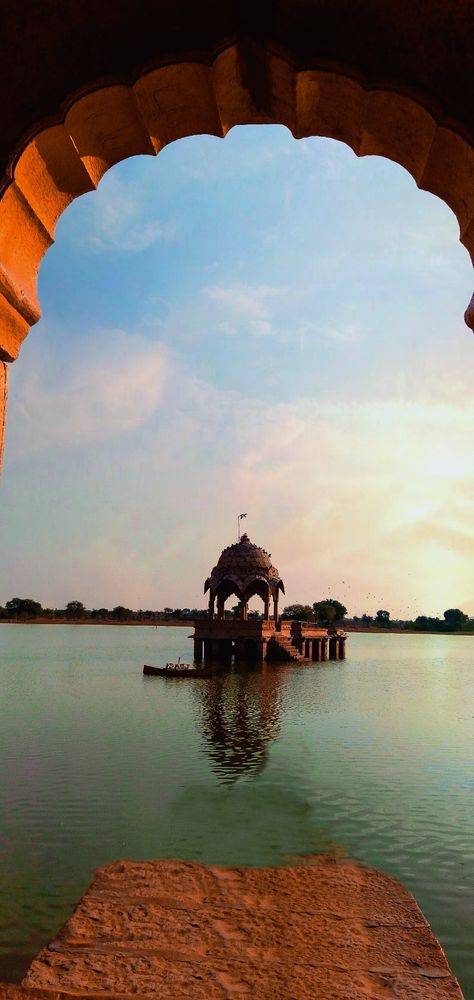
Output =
[{"x1": 237, "y1": 512, "x2": 247, "y2": 541}]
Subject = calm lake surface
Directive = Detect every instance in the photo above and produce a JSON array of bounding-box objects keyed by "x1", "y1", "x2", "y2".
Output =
[{"x1": 0, "y1": 625, "x2": 473, "y2": 994}]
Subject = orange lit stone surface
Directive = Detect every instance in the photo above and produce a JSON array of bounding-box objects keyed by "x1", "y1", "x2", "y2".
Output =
[{"x1": 19, "y1": 858, "x2": 463, "y2": 999}]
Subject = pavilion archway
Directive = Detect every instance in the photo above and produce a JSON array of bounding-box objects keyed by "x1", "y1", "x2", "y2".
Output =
[{"x1": 0, "y1": 42, "x2": 473, "y2": 471}]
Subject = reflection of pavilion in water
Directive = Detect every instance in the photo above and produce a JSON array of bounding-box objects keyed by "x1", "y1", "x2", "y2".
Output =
[{"x1": 195, "y1": 666, "x2": 286, "y2": 783}]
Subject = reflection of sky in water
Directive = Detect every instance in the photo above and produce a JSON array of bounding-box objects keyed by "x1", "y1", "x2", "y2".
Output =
[{"x1": 0, "y1": 625, "x2": 473, "y2": 995}]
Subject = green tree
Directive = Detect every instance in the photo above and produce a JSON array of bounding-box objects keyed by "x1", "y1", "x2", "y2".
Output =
[
  {"x1": 5, "y1": 597, "x2": 42, "y2": 618},
  {"x1": 375, "y1": 609, "x2": 391, "y2": 627},
  {"x1": 313, "y1": 599, "x2": 346, "y2": 625},
  {"x1": 414, "y1": 616, "x2": 442, "y2": 632},
  {"x1": 65, "y1": 600, "x2": 86, "y2": 618},
  {"x1": 112, "y1": 605, "x2": 132, "y2": 620},
  {"x1": 282, "y1": 604, "x2": 315, "y2": 622},
  {"x1": 443, "y1": 608, "x2": 468, "y2": 631}
]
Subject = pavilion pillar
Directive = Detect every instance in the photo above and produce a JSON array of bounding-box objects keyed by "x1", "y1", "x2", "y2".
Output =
[
  {"x1": 312, "y1": 639, "x2": 320, "y2": 662},
  {"x1": 217, "y1": 596, "x2": 225, "y2": 620},
  {"x1": 256, "y1": 639, "x2": 267, "y2": 662},
  {"x1": 240, "y1": 601, "x2": 248, "y2": 621},
  {"x1": 304, "y1": 638, "x2": 311, "y2": 658},
  {"x1": 263, "y1": 593, "x2": 270, "y2": 620},
  {"x1": 339, "y1": 637, "x2": 346, "y2": 659},
  {"x1": 273, "y1": 591, "x2": 279, "y2": 623},
  {"x1": 208, "y1": 592, "x2": 215, "y2": 620},
  {"x1": 329, "y1": 636, "x2": 338, "y2": 658},
  {"x1": 194, "y1": 637, "x2": 203, "y2": 663},
  {"x1": 203, "y1": 639, "x2": 212, "y2": 662},
  {"x1": 321, "y1": 637, "x2": 327, "y2": 661}
]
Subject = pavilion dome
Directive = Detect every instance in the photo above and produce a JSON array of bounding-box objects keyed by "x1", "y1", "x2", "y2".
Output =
[{"x1": 204, "y1": 534, "x2": 285, "y2": 598}]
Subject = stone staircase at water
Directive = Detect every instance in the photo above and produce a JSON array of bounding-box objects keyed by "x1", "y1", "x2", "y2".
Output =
[{"x1": 268, "y1": 634, "x2": 306, "y2": 662}]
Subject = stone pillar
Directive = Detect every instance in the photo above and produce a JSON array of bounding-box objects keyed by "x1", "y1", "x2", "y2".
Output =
[
  {"x1": 194, "y1": 637, "x2": 203, "y2": 663},
  {"x1": 217, "y1": 596, "x2": 225, "y2": 620},
  {"x1": 273, "y1": 591, "x2": 279, "y2": 623},
  {"x1": 241, "y1": 601, "x2": 248, "y2": 621},
  {"x1": 256, "y1": 639, "x2": 267, "y2": 662},
  {"x1": 304, "y1": 638, "x2": 311, "y2": 658},
  {"x1": 220, "y1": 639, "x2": 233, "y2": 662},
  {"x1": 208, "y1": 593, "x2": 215, "y2": 620},
  {"x1": 234, "y1": 638, "x2": 245, "y2": 662},
  {"x1": 0, "y1": 361, "x2": 6, "y2": 478},
  {"x1": 211, "y1": 639, "x2": 222, "y2": 660},
  {"x1": 264, "y1": 593, "x2": 269, "y2": 620},
  {"x1": 203, "y1": 639, "x2": 212, "y2": 662},
  {"x1": 321, "y1": 637, "x2": 327, "y2": 661},
  {"x1": 339, "y1": 637, "x2": 346, "y2": 658},
  {"x1": 329, "y1": 636, "x2": 338, "y2": 658},
  {"x1": 312, "y1": 639, "x2": 320, "y2": 662}
]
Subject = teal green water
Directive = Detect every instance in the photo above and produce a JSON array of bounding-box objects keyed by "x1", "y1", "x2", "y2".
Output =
[{"x1": 0, "y1": 625, "x2": 473, "y2": 994}]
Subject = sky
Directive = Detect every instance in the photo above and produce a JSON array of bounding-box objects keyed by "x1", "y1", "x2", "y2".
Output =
[{"x1": 0, "y1": 124, "x2": 473, "y2": 618}]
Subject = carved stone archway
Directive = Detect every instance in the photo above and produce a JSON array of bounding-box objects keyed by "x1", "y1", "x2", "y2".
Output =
[{"x1": 0, "y1": 4, "x2": 473, "y2": 470}]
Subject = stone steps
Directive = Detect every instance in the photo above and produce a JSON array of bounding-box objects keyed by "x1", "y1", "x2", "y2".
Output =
[{"x1": 270, "y1": 635, "x2": 306, "y2": 662}]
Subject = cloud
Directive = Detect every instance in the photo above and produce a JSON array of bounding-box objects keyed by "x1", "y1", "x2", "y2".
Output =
[
  {"x1": 321, "y1": 321, "x2": 366, "y2": 345},
  {"x1": 186, "y1": 393, "x2": 474, "y2": 616},
  {"x1": 82, "y1": 173, "x2": 177, "y2": 253},
  {"x1": 4, "y1": 349, "x2": 474, "y2": 615},
  {"x1": 9, "y1": 330, "x2": 168, "y2": 454},
  {"x1": 206, "y1": 282, "x2": 284, "y2": 337}
]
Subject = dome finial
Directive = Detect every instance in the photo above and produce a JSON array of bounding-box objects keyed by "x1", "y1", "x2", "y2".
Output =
[{"x1": 237, "y1": 512, "x2": 247, "y2": 541}]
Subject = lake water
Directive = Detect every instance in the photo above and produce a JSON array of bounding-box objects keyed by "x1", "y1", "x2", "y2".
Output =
[{"x1": 0, "y1": 625, "x2": 472, "y2": 995}]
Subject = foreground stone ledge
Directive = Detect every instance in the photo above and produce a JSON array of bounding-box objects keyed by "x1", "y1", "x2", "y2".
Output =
[{"x1": 10, "y1": 858, "x2": 464, "y2": 999}]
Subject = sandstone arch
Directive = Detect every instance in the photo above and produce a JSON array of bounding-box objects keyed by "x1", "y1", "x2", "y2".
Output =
[{"x1": 0, "y1": 17, "x2": 473, "y2": 468}]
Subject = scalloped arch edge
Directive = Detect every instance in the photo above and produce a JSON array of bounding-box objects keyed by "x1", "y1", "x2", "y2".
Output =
[{"x1": 0, "y1": 44, "x2": 473, "y2": 368}]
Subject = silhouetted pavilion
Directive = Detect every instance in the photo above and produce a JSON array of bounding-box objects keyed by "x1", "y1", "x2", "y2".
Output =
[{"x1": 194, "y1": 534, "x2": 346, "y2": 665}]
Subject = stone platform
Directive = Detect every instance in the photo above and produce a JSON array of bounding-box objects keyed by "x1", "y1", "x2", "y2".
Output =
[
  {"x1": 194, "y1": 619, "x2": 346, "y2": 665},
  {"x1": 8, "y1": 858, "x2": 463, "y2": 999}
]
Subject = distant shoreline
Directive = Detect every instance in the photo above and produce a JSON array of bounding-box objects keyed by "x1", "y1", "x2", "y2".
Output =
[
  {"x1": 0, "y1": 619, "x2": 472, "y2": 637},
  {"x1": 0, "y1": 618, "x2": 191, "y2": 627}
]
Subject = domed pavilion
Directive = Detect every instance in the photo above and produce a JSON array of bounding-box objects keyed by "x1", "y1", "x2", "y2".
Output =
[
  {"x1": 193, "y1": 532, "x2": 346, "y2": 666},
  {"x1": 204, "y1": 533, "x2": 285, "y2": 622}
]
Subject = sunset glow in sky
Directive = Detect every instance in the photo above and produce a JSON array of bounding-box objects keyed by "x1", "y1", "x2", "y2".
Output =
[{"x1": 1, "y1": 126, "x2": 473, "y2": 617}]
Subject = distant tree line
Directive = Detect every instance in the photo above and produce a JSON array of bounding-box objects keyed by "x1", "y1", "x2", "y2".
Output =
[
  {"x1": 0, "y1": 598, "x2": 472, "y2": 633},
  {"x1": 0, "y1": 598, "x2": 208, "y2": 623},
  {"x1": 281, "y1": 600, "x2": 473, "y2": 633}
]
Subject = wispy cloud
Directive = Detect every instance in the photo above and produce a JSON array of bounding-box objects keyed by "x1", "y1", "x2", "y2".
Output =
[
  {"x1": 9, "y1": 330, "x2": 168, "y2": 454},
  {"x1": 321, "y1": 321, "x2": 366, "y2": 345},
  {"x1": 82, "y1": 174, "x2": 177, "y2": 253},
  {"x1": 206, "y1": 282, "x2": 284, "y2": 337}
]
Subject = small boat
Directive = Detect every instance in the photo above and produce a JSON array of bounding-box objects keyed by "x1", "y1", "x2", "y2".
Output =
[{"x1": 143, "y1": 662, "x2": 212, "y2": 678}]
